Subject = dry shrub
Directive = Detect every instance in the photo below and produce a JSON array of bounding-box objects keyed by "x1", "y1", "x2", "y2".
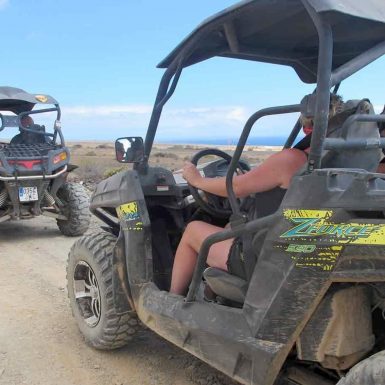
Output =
[
  {"x1": 97, "y1": 144, "x2": 113, "y2": 149},
  {"x1": 153, "y1": 152, "x2": 179, "y2": 160},
  {"x1": 71, "y1": 156, "x2": 125, "y2": 186}
]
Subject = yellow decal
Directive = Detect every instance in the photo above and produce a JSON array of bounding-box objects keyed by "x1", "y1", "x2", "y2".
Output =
[
  {"x1": 127, "y1": 221, "x2": 143, "y2": 231},
  {"x1": 35, "y1": 94, "x2": 48, "y2": 103},
  {"x1": 276, "y1": 242, "x2": 343, "y2": 271},
  {"x1": 116, "y1": 201, "x2": 140, "y2": 221},
  {"x1": 291, "y1": 245, "x2": 341, "y2": 271},
  {"x1": 279, "y1": 209, "x2": 385, "y2": 271},
  {"x1": 281, "y1": 209, "x2": 385, "y2": 245}
]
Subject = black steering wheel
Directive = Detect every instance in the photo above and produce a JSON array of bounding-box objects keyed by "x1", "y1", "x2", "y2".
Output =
[{"x1": 189, "y1": 148, "x2": 250, "y2": 218}]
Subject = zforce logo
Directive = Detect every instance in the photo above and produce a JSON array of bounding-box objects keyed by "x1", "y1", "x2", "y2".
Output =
[
  {"x1": 281, "y1": 217, "x2": 375, "y2": 239},
  {"x1": 281, "y1": 210, "x2": 385, "y2": 245}
]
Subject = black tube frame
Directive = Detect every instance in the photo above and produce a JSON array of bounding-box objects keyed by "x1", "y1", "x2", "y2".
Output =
[
  {"x1": 185, "y1": 213, "x2": 279, "y2": 302},
  {"x1": 225, "y1": 104, "x2": 301, "y2": 216},
  {"x1": 323, "y1": 114, "x2": 385, "y2": 150},
  {"x1": 19, "y1": 105, "x2": 65, "y2": 146},
  {"x1": 141, "y1": 1, "x2": 385, "y2": 168}
]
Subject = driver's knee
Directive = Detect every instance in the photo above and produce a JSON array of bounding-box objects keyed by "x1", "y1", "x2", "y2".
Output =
[
  {"x1": 182, "y1": 221, "x2": 206, "y2": 245},
  {"x1": 184, "y1": 221, "x2": 226, "y2": 252}
]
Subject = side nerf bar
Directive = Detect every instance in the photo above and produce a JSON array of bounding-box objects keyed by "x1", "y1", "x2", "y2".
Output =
[{"x1": 0, "y1": 165, "x2": 67, "y2": 181}]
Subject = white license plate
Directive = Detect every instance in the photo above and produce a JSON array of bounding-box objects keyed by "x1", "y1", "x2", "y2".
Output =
[{"x1": 19, "y1": 187, "x2": 38, "y2": 202}]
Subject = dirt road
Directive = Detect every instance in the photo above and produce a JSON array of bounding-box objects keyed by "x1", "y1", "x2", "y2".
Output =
[{"x1": 0, "y1": 217, "x2": 235, "y2": 385}]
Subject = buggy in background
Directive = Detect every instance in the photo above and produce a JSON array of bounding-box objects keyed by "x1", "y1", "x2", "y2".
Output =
[{"x1": 0, "y1": 86, "x2": 90, "y2": 236}]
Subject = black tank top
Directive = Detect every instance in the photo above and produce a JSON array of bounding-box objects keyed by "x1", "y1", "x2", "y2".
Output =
[
  {"x1": 233, "y1": 187, "x2": 287, "y2": 281},
  {"x1": 241, "y1": 186, "x2": 287, "y2": 220}
]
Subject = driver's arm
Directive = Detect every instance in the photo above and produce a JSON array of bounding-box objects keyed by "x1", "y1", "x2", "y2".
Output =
[{"x1": 184, "y1": 149, "x2": 307, "y2": 198}]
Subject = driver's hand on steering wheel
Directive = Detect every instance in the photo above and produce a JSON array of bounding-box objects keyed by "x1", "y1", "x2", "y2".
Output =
[{"x1": 183, "y1": 161, "x2": 202, "y2": 187}]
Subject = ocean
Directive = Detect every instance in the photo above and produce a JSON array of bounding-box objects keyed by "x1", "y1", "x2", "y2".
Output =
[{"x1": 158, "y1": 136, "x2": 288, "y2": 146}]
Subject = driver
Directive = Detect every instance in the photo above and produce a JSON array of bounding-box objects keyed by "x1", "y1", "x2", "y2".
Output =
[
  {"x1": 11, "y1": 115, "x2": 46, "y2": 145},
  {"x1": 170, "y1": 95, "x2": 343, "y2": 295}
]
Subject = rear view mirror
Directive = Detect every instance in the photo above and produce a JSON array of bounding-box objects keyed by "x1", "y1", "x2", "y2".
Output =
[{"x1": 115, "y1": 137, "x2": 144, "y2": 163}]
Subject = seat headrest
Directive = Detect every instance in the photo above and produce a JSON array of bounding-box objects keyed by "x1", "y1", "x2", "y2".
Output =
[{"x1": 322, "y1": 99, "x2": 381, "y2": 171}]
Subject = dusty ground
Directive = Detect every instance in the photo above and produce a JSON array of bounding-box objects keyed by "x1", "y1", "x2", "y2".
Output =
[{"x1": 0, "y1": 216, "x2": 239, "y2": 385}]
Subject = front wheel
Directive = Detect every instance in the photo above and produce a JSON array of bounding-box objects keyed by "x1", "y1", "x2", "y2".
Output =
[
  {"x1": 56, "y1": 182, "x2": 91, "y2": 236},
  {"x1": 337, "y1": 351, "x2": 385, "y2": 385},
  {"x1": 67, "y1": 231, "x2": 138, "y2": 349}
]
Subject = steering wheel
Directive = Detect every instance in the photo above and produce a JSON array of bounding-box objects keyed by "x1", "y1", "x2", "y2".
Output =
[{"x1": 189, "y1": 148, "x2": 250, "y2": 218}]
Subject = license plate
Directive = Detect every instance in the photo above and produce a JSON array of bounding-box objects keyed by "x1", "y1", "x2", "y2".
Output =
[{"x1": 19, "y1": 187, "x2": 38, "y2": 202}]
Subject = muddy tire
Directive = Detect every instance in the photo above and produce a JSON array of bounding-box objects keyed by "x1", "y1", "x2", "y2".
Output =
[
  {"x1": 337, "y1": 351, "x2": 385, "y2": 385},
  {"x1": 56, "y1": 182, "x2": 90, "y2": 236},
  {"x1": 67, "y1": 231, "x2": 138, "y2": 350}
]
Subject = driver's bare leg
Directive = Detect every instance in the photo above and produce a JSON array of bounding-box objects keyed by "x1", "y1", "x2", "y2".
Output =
[{"x1": 170, "y1": 221, "x2": 233, "y2": 295}]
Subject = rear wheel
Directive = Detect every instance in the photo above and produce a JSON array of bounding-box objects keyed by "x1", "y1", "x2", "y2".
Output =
[
  {"x1": 67, "y1": 231, "x2": 138, "y2": 349},
  {"x1": 56, "y1": 182, "x2": 90, "y2": 236},
  {"x1": 337, "y1": 351, "x2": 385, "y2": 385}
]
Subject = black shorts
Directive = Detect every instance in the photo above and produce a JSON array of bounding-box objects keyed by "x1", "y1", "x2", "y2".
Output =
[{"x1": 227, "y1": 238, "x2": 247, "y2": 280}]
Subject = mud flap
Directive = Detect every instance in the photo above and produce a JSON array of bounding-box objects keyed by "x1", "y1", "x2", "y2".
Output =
[{"x1": 112, "y1": 231, "x2": 135, "y2": 313}]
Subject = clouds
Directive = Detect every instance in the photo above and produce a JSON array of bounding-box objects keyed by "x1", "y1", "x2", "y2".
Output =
[
  {"x1": 49, "y1": 100, "x2": 385, "y2": 141},
  {"x1": 59, "y1": 103, "x2": 271, "y2": 140}
]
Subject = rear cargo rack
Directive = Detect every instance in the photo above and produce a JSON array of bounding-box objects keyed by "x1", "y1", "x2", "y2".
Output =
[{"x1": 0, "y1": 143, "x2": 59, "y2": 159}]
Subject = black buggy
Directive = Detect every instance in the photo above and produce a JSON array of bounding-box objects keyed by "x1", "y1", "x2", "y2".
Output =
[
  {"x1": 68, "y1": 1, "x2": 385, "y2": 384},
  {"x1": 0, "y1": 86, "x2": 90, "y2": 236}
]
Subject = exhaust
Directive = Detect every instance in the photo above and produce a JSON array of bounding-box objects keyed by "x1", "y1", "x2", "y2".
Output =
[
  {"x1": 0, "y1": 188, "x2": 8, "y2": 207},
  {"x1": 43, "y1": 191, "x2": 56, "y2": 207}
]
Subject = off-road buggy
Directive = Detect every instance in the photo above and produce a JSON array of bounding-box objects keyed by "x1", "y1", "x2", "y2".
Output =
[
  {"x1": 67, "y1": 1, "x2": 385, "y2": 384},
  {"x1": 0, "y1": 86, "x2": 90, "y2": 236}
]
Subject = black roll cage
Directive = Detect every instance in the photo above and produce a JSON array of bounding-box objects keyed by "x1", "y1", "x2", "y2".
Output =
[
  {"x1": 137, "y1": 0, "x2": 385, "y2": 302},
  {"x1": 0, "y1": 104, "x2": 65, "y2": 146},
  {"x1": 141, "y1": 0, "x2": 385, "y2": 178}
]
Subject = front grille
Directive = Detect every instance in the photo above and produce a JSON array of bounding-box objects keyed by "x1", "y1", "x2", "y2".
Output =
[{"x1": 0, "y1": 143, "x2": 58, "y2": 159}]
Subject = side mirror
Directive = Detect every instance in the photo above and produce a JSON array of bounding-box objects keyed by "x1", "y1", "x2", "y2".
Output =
[{"x1": 115, "y1": 137, "x2": 144, "y2": 163}]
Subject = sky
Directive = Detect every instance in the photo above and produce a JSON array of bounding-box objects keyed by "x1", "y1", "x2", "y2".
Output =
[{"x1": 0, "y1": 0, "x2": 384, "y2": 144}]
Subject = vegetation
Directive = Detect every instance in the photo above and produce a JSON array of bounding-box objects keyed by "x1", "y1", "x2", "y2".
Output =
[{"x1": 67, "y1": 141, "x2": 276, "y2": 189}]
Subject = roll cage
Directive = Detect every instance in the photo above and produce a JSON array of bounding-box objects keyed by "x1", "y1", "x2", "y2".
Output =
[
  {"x1": 0, "y1": 86, "x2": 65, "y2": 146},
  {"x1": 140, "y1": 0, "x2": 385, "y2": 182}
]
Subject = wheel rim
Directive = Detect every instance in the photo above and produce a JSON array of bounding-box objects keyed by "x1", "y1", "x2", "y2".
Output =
[{"x1": 73, "y1": 261, "x2": 101, "y2": 327}]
